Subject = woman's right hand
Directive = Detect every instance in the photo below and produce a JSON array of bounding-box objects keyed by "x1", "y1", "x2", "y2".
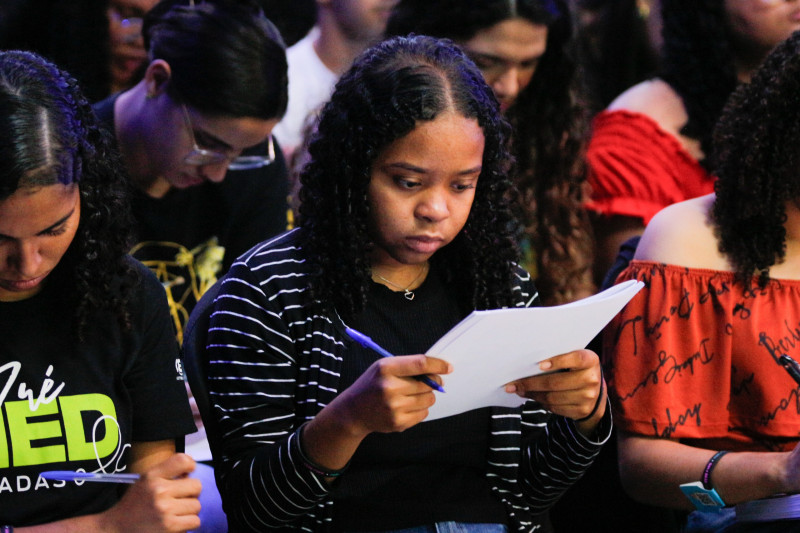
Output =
[
  {"x1": 99, "y1": 453, "x2": 201, "y2": 533},
  {"x1": 338, "y1": 354, "x2": 452, "y2": 435},
  {"x1": 300, "y1": 354, "x2": 452, "y2": 474}
]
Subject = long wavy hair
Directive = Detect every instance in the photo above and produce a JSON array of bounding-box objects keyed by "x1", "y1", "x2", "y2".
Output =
[
  {"x1": 711, "y1": 31, "x2": 800, "y2": 287},
  {"x1": 387, "y1": 0, "x2": 593, "y2": 305},
  {"x1": 298, "y1": 35, "x2": 519, "y2": 320},
  {"x1": 0, "y1": 50, "x2": 136, "y2": 340},
  {"x1": 659, "y1": 0, "x2": 737, "y2": 164},
  {"x1": 574, "y1": 0, "x2": 659, "y2": 115}
]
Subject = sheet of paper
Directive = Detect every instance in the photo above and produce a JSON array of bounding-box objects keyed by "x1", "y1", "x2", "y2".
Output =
[{"x1": 424, "y1": 279, "x2": 644, "y2": 421}]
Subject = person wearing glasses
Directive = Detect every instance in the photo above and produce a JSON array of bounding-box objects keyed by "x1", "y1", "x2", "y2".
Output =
[
  {"x1": 0, "y1": 0, "x2": 159, "y2": 101},
  {"x1": 386, "y1": 0, "x2": 595, "y2": 306},
  {"x1": 92, "y1": 2, "x2": 288, "y2": 530},
  {"x1": 106, "y1": 0, "x2": 161, "y2": 96},
  {"x1": 92, "y1": 0, "x2": 289, "y2": 344}
]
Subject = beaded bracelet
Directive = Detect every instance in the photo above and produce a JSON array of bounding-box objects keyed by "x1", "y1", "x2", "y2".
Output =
[
  {"x1": 297, "y1": 422, "x2": 348, "y2": 478},
  {"x1": 702, "y1": 450, "x2": 729, "y2": 490},
  {"x1": 575, "y1": 371, "x2": 605, "y2": 423}
]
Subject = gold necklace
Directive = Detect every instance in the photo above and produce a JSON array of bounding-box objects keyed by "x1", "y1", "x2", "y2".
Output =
[{"x1": 373, "y1": 263, "x2": 428, "y2": 301}]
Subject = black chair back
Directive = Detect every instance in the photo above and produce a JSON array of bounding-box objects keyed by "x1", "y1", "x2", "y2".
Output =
[{"x1": 182, "y1": 277, "x2": 225, "y2": 463}]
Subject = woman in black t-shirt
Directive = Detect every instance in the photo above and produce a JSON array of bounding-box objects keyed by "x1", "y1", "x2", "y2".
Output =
[
  {"x1": 0, "y1": 50, "x2": 198, "y2": 532},
  {"x1": 205, "y1": 35, "x2": 611, "y2": 532}
]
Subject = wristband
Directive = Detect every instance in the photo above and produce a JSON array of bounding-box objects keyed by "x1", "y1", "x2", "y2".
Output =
[
  {"x1": 679, "y1": 450, "x2": 730, "y2": 511},
  {"x1": 702, "y1": 450, "x2": 729, "y2": 490},
  {"x1": 575, "y1": 372, "x2": 605, "y2": 423},
  {"x1": 297, "y1": 423, "x2": 348, "y2": 478}
]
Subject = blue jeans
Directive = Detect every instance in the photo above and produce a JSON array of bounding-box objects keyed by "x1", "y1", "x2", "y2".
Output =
[{"x1": 355, "y1": 523, "x2": 507, "y2": 533}]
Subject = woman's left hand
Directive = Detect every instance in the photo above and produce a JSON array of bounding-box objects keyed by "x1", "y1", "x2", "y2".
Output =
[{"x1": 504, "y1": 349, "x2": 606, "y2": 434}]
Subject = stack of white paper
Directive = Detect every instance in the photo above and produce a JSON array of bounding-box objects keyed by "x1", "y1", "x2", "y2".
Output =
[{"x1": 424, "y1": 279, "x2": 644, "y2": 421}]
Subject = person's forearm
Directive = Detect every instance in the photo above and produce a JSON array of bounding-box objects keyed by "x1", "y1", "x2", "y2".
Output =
[
  {"x1": 618, "y1": 433, "x2": 787, "y2": 509},
  {"x1": 219, "y1": 430, "x2": 332, "y2": 529},
  {"x1": 522, "y1": 411, "x2": 606, "y2": 513},
  {"x1": 17, "y1": 514, "x2": 102, "y2": 533},
  {"x1": 300, "y1": 392, "x2": 371, "y2": 473}
]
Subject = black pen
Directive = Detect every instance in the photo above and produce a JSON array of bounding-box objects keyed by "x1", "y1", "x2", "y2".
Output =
[{"x1": 779, "y1": 354, "x2": 800, "y2": 386}]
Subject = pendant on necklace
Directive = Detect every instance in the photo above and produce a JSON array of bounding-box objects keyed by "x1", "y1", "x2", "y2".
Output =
[{"x1": 373, "y1": 262, "x2": 427, "y2": 301}]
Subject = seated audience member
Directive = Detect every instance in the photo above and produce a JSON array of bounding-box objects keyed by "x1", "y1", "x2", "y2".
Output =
[
  {"x1": 0, "y1": 0, "x2": 159, "y2": 101},
  {"x1": 273, "y1": 0, "x2": 398, "y2": 159},
  {"x1": 93, "y1": 1, "x2": 288, "y2": 529},
  {"x1": 605, "y1": 30, "x2": 800, "y2": 532},
  {"x1": 205, "y1": 35, "x2": 611, "y2": 532},
  {"x1": 0, "y1": 50, "x2": 198, "y2": 531},
  {"x1": 387, "y1": 0, "x2": 595, "y2": 305},
  {"x1": 104, "y1": 0, "x2": 161, "y2": 96},
  {"x1": 93, "y1": 0, "x2": 289, "y2": 344},
  {"x1": 586, "y1": 0, "x2": 800, "y2": 282}
]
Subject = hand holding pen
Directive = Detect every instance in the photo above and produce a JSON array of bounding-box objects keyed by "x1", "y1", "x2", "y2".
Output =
[
  {"x1": 323, "y1": 327, "x2": 451, "y2": 434},
  {"x1": 41, "y1": 454, "x2": 202, "y2": 532},
  {"x1": 346, "y1": 327, "x2": 446, "y2": 392},
  {"x1": 294, "y1": 330, "x2": 453, "y2": 484}
]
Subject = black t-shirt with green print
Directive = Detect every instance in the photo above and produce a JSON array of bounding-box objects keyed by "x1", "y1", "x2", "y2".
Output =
[{"x1": 0, "y1": 259, "x2": 195, "y2": 527}]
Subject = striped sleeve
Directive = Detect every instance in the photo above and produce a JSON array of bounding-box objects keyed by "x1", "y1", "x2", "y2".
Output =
[
  {"x1": 205, "y1": 244, "x2": 333, "y2": 529},
  {"x1": 519, "y1": 406, "x2": 611, "y2": 514}
]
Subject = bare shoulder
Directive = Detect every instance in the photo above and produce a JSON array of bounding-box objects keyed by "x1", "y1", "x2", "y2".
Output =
[
  {"x1": 606, "y1": 79, "x2": 704, "y2": 161},
  {"x1": 635, "y1": 194, "x2": 728, "y2": 269},
  {"x1": 607, "y1": 79, "x2": 687, "y2": 128}
]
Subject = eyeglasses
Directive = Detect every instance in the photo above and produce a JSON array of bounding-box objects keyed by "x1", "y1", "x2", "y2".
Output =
[{"x1": 179, "y1": 102, "x2": 275, "y2": 171}]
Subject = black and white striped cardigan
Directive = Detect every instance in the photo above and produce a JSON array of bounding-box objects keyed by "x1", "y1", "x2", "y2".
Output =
[{"x1": 206, "y1": 229, "x2": 610, "y2": 532}]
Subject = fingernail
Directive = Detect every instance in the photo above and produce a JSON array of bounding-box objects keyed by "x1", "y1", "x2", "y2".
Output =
[
  {"x1": 539, "y1": 360, "x2": 552, "y2": 370},
  {"x1": 505, "y1": 384, "x2": 517, "y2": 393}
]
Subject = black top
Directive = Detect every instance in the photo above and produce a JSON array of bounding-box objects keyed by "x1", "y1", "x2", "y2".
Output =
[
  {"x1": 92, "y1": 94, "x2": 290, "y2": 341},
  {"x1": 334, "y1": 267, "x2": 507, "y2": 531},
  {"x1": 0, "y1": 259, "x2": 195, "y2": 526},
  {"x1": 205, "y1": 229, "x2": 610, "y2": 533}
]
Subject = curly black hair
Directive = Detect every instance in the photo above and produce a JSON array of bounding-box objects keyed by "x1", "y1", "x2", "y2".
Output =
[
  {"x1": 659, "y1": 0, "x2": 738, "y2": 165},
  {"x1": 387, "y1": 0, "x2": 593, "y2": 305},
  {"x1": 711, "y1": 30, "x2": 800, "y2": 287},
  {"x1": 0, "y1": 50, "x2": 136, "y2": 340},
  {"x1": 297, "y1": 35, "x2": 519, "y2": 320}
]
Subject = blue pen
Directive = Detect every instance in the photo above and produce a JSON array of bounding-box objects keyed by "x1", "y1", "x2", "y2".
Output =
[
  {"x1": 41, "y1": 471, "x2": 140, "y2": 484},
  {"x1": 345, "y1": 327, "x2": 445, "y2": 393}
]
